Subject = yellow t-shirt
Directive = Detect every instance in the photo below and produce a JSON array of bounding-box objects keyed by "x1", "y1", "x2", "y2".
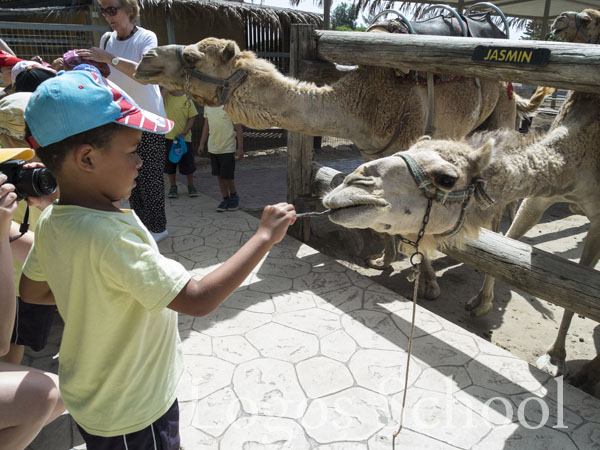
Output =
[
  {"x1": 12, "y1": 201, "x2": 42, "y2": 295},
  {"x1": 23, "y1": 205, "x2": 191, "y2": 436},
  {"x1": 204, "y1": 105, "x2": 236, "y2": 154},
  {"x1": 163, "y1": 93, "x2": 198, "y2": 142}
]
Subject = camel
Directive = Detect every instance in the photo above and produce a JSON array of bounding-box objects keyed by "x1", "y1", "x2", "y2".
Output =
[
  {"x1": 321, "y1": 80, "x2": 600, "y2": 393},
  {"x1": 134, "y1": 39, "x2": 533, "y2": 163}
]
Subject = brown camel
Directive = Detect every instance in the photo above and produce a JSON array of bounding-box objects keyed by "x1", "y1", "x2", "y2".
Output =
[{"x1": 134, "y1": 39, "x2": 538, "y2": 162}]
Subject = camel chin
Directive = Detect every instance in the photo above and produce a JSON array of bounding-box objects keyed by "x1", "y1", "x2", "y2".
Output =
[{"x1": 327, "y1": 204, "x2": 390, "y2": 231}]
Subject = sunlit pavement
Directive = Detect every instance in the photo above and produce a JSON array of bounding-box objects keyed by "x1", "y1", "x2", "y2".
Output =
[{"x1": 26, "y1": 182, "x2": 600, "y2": 450}]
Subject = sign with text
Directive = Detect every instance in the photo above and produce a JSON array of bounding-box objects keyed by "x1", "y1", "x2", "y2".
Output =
[{"x1": 472, "y1": 46, "x2": 551, "y2": 66}]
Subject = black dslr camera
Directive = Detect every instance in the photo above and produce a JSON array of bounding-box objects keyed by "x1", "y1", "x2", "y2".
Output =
[{"x1": 0, "y1": 159, "x2": 57, "y2": 201}]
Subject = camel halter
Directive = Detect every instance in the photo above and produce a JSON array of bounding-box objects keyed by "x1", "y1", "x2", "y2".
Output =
[
  {"x1": 176, "y1": 45, "x2": 247, "y2": 106},
  {"x1": 395, "y1": 153, "x2": 494, "y2": 240}
]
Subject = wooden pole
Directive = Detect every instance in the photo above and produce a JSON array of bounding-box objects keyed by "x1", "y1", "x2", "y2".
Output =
[
  {"x1": 313, "y1": 30, "x2": 600, "y2": 93},
  {"x1": 288, "y1": 24, "x2": 317, "y2": 242}
]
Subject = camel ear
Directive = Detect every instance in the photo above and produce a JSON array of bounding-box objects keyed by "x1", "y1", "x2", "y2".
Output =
[
  {"x1": 468, "y1": 139, "x2": 494, "y2": 175},
  {"x1": 220, "y1": 41, "x2": 237, "y2": 63},
  {"x1": 417, "y1": 135, "x2": 431, "y2": 142},
  {"x1": 579, "y1": 12, "x2": 592, "y2": 24}
]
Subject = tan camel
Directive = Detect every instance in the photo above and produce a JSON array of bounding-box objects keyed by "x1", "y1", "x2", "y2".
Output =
[
  {"x1": 134, "y1": 39, "x2": 529, "y2": 162},
  {"x1": 322, "y1": 81, "x2": 600, "y2": 393},
  {"x1": 134, "y1": 37, "x2": 539, "y2": 291}
]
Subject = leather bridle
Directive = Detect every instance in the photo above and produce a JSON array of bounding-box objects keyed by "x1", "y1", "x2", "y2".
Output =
[
  {"x1": 176, "y1": 45, "x2": 247, "y2": 106},
  {"x1": 394, "y1": 152, "x2": 494, "y2": 243}
]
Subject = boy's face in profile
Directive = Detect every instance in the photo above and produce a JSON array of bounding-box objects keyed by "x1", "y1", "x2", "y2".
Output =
[
  {"x1": 91, "y1": 126, "x2": 143, "y2": 203},
  {"x1": 69, "y1": 126, "x2": 142, "y2": 206}
]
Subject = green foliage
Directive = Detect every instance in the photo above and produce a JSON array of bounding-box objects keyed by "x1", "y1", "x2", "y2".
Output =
[{"x1": 332, "y1": 2, "x2": 358, "y2": 30}]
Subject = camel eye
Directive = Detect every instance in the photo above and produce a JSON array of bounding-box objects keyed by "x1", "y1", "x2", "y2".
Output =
[{"x1": 434, "y1": 173, "x2": 457, "y2": 189}]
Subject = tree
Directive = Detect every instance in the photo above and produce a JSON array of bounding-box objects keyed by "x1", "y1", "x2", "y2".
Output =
[{"x1": 331, "y1": 2, "x2": 358, "y2": 30}]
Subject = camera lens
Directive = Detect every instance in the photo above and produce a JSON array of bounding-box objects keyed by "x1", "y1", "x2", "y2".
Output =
[{"x1": 15, "y1": 167, "x2": 57, "y2": 199}]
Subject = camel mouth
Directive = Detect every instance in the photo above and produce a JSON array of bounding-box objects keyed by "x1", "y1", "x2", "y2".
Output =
[
  {"x1": 328, "y1": 202, "x2": 389, "y2": 219},
  {"x1": 133, "y1": 69, "x2": 163, "y2": 81}
]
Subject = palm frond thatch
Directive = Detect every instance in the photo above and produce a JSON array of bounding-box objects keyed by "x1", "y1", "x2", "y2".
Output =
[{"x1": 139, "y1": 0, "x2": 322, "y2": 30}]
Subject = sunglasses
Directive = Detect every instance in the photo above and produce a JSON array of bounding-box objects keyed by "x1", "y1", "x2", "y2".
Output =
[{"x1": 100, "y1": 5, "x2": 121, "y2": 16}]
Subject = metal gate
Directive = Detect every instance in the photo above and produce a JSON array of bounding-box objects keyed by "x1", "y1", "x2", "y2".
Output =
[
  {"x1": 245, "y1": 16, "x2": 289, "y2": 74},
  {"x1": 0, "y1": 21, "x2": 108, "y2": 65}
]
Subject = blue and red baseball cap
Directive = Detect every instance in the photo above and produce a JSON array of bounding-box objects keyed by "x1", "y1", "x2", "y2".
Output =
[{"x1": 24, "y1": 70, "x2": 173, "y2": 149}]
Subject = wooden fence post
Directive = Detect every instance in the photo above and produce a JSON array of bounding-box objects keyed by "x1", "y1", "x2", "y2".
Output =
[{"x1": 287, "y1": 24, "x2": 317, "y2": 242}]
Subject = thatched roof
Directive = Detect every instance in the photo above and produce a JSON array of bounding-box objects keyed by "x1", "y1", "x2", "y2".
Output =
[
  {"x1": 139, "y1": 0, "x2": 322, "y2": 29},
  {"x1": 0, "y1": 0, "x2": 323, "y2": 28}
]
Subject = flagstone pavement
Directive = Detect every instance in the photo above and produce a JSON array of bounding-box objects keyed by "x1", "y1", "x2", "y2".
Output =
[{"x1": 26, "y1": 180, "x2": 600, "y2": 450}]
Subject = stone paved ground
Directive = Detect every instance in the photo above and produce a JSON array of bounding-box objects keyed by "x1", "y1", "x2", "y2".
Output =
[{"x1": 26, "y1": 175, "x2": 600, "y2": 450}]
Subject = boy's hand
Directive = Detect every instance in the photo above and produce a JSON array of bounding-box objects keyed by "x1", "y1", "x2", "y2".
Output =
[
  {"x1": 22, "y1": 162, "x2": 58, "y2": 211},
  {"x1": 0, "y1": 174, "x2": 17, "y2": 237},
  {"x1": 235, "y1": 148, "x2": 244, "y2": 161},
  {"x1": 197, "y1": 144, "x2": 205, "y2": 156},
  {"x1": 256, "y1": 203, "x2": 296, "y2": 245}
]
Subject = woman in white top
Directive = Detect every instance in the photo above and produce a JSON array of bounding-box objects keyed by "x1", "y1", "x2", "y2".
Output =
[{"x1": 78, "y1": 0, "x2": 169, "y2": 242}]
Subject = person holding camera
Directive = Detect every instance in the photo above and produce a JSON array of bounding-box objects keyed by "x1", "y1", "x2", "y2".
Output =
[
  {"x1": 0, "y1": 83, "x2": 59, "y2": 365},
  {"x1": 0, "y1": 148, "x2": 64, "y2": 450}
]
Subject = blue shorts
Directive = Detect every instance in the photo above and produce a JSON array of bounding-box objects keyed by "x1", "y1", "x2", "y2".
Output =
[
  {"x1": 210, "y1": 152, "x2": 235, "y2": 179},
  {"x1": 76, "y1": 400, "x2": 180, "y2": 450},
  {"x1": 10, "y1": 297, "x2": 57, "y2": 352}
]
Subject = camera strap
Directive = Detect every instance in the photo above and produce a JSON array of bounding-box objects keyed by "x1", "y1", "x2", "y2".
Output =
[{"x1": 9, "y1": 205, "x2": 30, "y2": 243}]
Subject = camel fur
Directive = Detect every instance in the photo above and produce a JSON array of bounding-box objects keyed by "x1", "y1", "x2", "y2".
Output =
[{"x1": 135, "y1": 38, "x2": 534, "y2": 163}]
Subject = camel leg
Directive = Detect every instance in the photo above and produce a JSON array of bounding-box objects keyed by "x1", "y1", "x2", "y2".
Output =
[
  {"x1": 537, "y1": 218, "x2": 600, "y2": 377},
  {"x1": 466, "y1": 198, "x2": 555, "y2": 316},
  {"x1": 366, "y1": 235, "x2": 396, "y2": 269},
  {"x1": 419, "y1": 255, "x2": 441, "y2": 300}
]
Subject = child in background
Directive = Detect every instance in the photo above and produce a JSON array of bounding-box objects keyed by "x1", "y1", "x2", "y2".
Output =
[
  {"x1": 198, "y1": 105, "x2": 244, "y2": 211},
  {"x1": 20, "y1": 70, "x2": 295, "y2": 450},
  {"x1": 162, "y1": 90, "x2": 198, "y2": 198}
]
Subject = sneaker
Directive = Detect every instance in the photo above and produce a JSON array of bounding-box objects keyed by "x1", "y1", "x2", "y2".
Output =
[
  {"x1": 188, "y1": 185, "x2": 198, "y2": 197},
  {"x1": 151, "y1": 229, "x2": 169, "y2": 243},
  {"x1": 216, "y1": 198, "x2": 229, "y2": 212},
  {"x1": 168, "y1": 186, "x2": 178, "y2": 198},
  {"x1": 227, "y1": 195, "x2": 239, "y2": 211}
]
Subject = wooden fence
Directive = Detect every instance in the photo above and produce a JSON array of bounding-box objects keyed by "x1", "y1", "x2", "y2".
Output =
[{"x1": 286, "y1": 24, "x2": 600, "y2": 319}]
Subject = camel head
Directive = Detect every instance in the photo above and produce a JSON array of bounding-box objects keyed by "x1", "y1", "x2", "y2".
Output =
[
  {"x1": 323, "y1": 137, "x2": 494, "y2": 242},
  {"x1": 551, "y1": 9, "x2": 600, "y2": 43},
  {"x1": 135, "y1": 38, "x2": 245, "y2": 106}
]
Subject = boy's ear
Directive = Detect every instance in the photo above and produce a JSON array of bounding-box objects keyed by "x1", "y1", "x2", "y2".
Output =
[{"x1": 73, "y1": 144, "x2": 96, "y2": 172}]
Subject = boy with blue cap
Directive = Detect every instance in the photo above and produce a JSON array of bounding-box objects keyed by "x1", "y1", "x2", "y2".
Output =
[{"x1": 19, "y1": 70, "x2": 296, "y2": 450}]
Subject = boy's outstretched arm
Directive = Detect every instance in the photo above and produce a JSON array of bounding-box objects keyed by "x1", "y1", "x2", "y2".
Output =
[{"x1": 169, "y1": 203, "x2": 296, "y2": 317}]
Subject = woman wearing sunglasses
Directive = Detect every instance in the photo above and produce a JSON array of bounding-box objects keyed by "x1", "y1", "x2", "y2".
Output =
[{"x1": 77, "y1": 0, "x2": 169, "y2": 243}]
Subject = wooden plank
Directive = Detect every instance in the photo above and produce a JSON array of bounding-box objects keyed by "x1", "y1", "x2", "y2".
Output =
[
  {"x1": 314, "y1": 31, "x2": 600, "y2": 93},
  {"x1": 445, "y1": 229, "x2": 600, "y2": 322}
]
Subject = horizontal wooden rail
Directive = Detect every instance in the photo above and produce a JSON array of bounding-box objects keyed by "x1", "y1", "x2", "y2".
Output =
[
  {"x1": 314, "y1": 30, "x2": 600, "y2": 94},
  {"x1": 445, "y1": 229, "x2": 600, "y2": 322}
]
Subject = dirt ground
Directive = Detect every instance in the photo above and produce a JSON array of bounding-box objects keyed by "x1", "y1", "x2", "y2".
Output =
[{"x1": 219, "y1": 112, "x2": 600, "y2": 398}]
